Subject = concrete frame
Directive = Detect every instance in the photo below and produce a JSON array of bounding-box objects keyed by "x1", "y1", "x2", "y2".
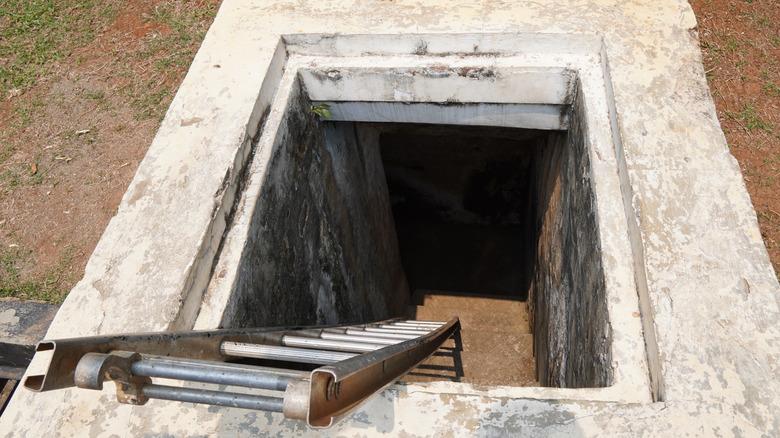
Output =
[
  {"x1": 2, "y1": 1, "x2": 780, "y2": 436},
  {"x1": 197, "y1": 40, "x2": 651, "y2": 404}
]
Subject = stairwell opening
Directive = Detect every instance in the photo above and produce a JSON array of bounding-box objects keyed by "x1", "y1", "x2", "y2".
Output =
[
  {"x1": 212, "y1": 74, "x2": 613, "y2": 390},
  {"x1": 375, "y1": 123, "x2": 548, "y2": 387}
]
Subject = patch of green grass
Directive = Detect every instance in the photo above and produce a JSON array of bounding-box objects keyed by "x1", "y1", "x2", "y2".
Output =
[
  {"x1": 147, "y1": 1, "x2": 217, "y2": 62},
  {"x1": 0, "y1": 1, "x2": 118, "y2": 96},
  {"x1": 126, "y1": 1, "x2": 218, "y2": 119},
  {"x1": 736, "y1": 103, "x2": 773, "y2": 133},
  {"x1": 10, "y1": 96, "x2": 45, "y2": 129},
  {"x1": 0, "y1": 164, "x2": 46, "y2": 190},
  {"x1": 0, "y1": 170, "x2": 22, "y2": 189},
  {"x1": 130, "y1": 86, "x2": 171, "y2": 120},
  {"x1": 84, "y1": 89, "x2": 105, "y2": 101},
  {"x1": 764, "y1": 82, "x2": 780, "y2": 97},
  {"x1": 700, "y1": 40, "x2": 721, "y2": 59},
  {"x1": 0, "y1": 144, "x2": 16, "y2": 165},
  {"x1": 0, "y1": 246, "x2": 73, "y2": 303},
  {"x1": 724, "y1": 36, "x2": 740, "y2": 53}
]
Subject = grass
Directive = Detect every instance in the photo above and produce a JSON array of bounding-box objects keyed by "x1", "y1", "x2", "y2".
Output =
[
  {"x1": 0, "y1": 0, "x2": 118, "y2": 96},
  {"x1": 764, "y1": 81, "x2": 780, "y2": 97},
  {"x1": 0, "y1": 1, "x2": 220, "y2": 302},
  {"x1": 125, "y1": 1, "x2": 218, "y2": 120},
  {"x1": 130, "y1": 84, "x2": 171, "y2": 120},
  {"x1": 734, "y1": 103, "x2": 773, "y2": 133},
  {"x1": 724, "y1": 35, "x2": 740, "y2": 53},
  {"x1": 0, "y1": 245, "x2": 73, "y2": 303}
]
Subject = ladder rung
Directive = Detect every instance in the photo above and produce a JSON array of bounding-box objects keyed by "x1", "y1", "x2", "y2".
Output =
[
  {"x1": 402, "y1": 320, "x2": 445, "y2": 325},
  {"x1": 142, "y1": 384, "x2": 284, "y2": 412},
  {"x1": 281, "y1": 336, "x2": 385, "y2": 353},
  {"x1": 379, "y1": 324, "x2": 431, "y2": 331},
  {"x1": 391, "y1": 322, "x2": 439, "y2": 329},
  {"x1": 220, "y1": 342, "x2": 357, "y2": 364},
  {"x1": 367, "y1": 327, "x2": 430, "y2": 334},
  {"x1": 319, "y1": 332, "x2": 400, "y2": 345},
  {"x1": 344, "y1": 329, "x2": 418, "y2": 340},
  {"x1": 130, "y1": 356, "x2": 295, "y2": 391}
]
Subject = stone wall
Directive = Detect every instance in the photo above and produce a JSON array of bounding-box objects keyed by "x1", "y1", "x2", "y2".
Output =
[
  {"x1": 529, "y1": 85, "x2": 612, "y2": 388},
  {"x1": 221, "y1": 83, "x2": 408, "y2": 328}
]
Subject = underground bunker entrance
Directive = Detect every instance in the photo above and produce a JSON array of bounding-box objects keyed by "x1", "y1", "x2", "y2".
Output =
[
  {"x1": 225, "y1": 88, "x2": 612, "y2": 389},
  {"x1": 366, "y1": 122, "x2": 558, "y2": 386}
]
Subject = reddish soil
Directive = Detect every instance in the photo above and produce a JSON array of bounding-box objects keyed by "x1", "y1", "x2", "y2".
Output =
[
  {"x1": 690, "y1": 0, "x2": 780, "y2": 276},
  {"x1": 0, "y1": 1, "x2": 219, "y2": 301}
]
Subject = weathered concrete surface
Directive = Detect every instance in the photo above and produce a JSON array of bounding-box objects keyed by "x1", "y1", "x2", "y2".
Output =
[
  {"x1": 2, "y1": 0, "x2": 779, "y2": 436},
  {"x1": 530, "y1": 85, "x2": 611, "y2": 388},
  {"x1": 0, "y1": 300, "x2": 57, "y2": 347},
  {"x1": 0, "y1": 299, "x2": 57, "y2": 380}
]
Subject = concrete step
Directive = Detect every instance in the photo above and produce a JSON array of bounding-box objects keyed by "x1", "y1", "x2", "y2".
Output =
[
  {"x1": 403, "y1": 333, "x2": 536, "y2": 386},
  {"x1": 412, "y1": 290, "x2": 528, "y2": 310},
  {"x1": 403, "y1": 290, "x2": 537, "y2": 386}
]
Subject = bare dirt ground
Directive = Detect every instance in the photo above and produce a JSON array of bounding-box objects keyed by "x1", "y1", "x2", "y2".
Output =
[
  {"x1": 0, "y1": 0, "x2": 778, "y2": 304},
  {"x1": 0, "y1": 0, "x2": 219, "y2": 302}
]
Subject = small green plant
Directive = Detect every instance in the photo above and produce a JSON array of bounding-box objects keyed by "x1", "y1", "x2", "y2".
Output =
[
  {"x1": 0, "y1": 170, "x2": 22, "y2": 189},
  {"x1": 724, "y1": 36, "x2": 739, "y2": 53},
  {"x1": 763, "y1": 82, "x2": 780, "y2": 97},
  {"x1": 0, "y1": 245, "x2": 73, "y2": 303},
  {"x1": 737, "y1": 103, "x2": 773, "y2": 133},
  {"x1": 84, "y1": 89, "x2": 105, "y2": 101},
  {"x1": 311, "y1": 103, "x2": 332, "y2": 119}
]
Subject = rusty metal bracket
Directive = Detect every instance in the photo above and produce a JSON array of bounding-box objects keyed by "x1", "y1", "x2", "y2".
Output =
[{"x1": 74, "y1": 351, "x2": 151, "y2": 405}]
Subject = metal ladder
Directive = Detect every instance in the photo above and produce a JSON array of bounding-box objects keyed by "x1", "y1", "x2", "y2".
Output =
[{"x1": 23, "y1": 317, "x2": 460, "y2": 428}]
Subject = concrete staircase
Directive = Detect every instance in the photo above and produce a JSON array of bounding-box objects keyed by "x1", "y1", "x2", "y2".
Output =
[{"x1": 402, "y1": 290, "x2": 537, "y2": 386}]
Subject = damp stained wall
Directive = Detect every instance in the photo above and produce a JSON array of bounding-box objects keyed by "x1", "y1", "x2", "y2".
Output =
[
  {"x1": 220, "y1": 82, "x2": 409, "y2": 328},
  {"x1": 529, "y1": 86, "x2": 612, "y2": 388}
]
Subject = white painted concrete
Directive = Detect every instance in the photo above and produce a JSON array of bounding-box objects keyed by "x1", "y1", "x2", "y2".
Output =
[{"x1": 318, "y1": 102, "x2": 569, "y2": 130}]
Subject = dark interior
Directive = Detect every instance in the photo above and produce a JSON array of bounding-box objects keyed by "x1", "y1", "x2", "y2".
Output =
[{"x1": 377, "y1": 124, "x2": 559, "y2": 300}]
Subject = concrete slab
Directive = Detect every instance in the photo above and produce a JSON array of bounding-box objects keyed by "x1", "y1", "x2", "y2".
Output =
[
  {"x1": 0, "y1": 299, "x2": 57, "y2": 380},
  {"x1": 2, "y1": 0, "x2": 779, "y2": 436}
]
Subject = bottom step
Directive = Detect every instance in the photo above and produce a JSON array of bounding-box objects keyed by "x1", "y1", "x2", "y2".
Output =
[
  {"x1": 403, "y1": 332, "x2": 536, "y2": 386},
  {"x1": 405, "y1": 291, "x2": 537, "y2": 386}
]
